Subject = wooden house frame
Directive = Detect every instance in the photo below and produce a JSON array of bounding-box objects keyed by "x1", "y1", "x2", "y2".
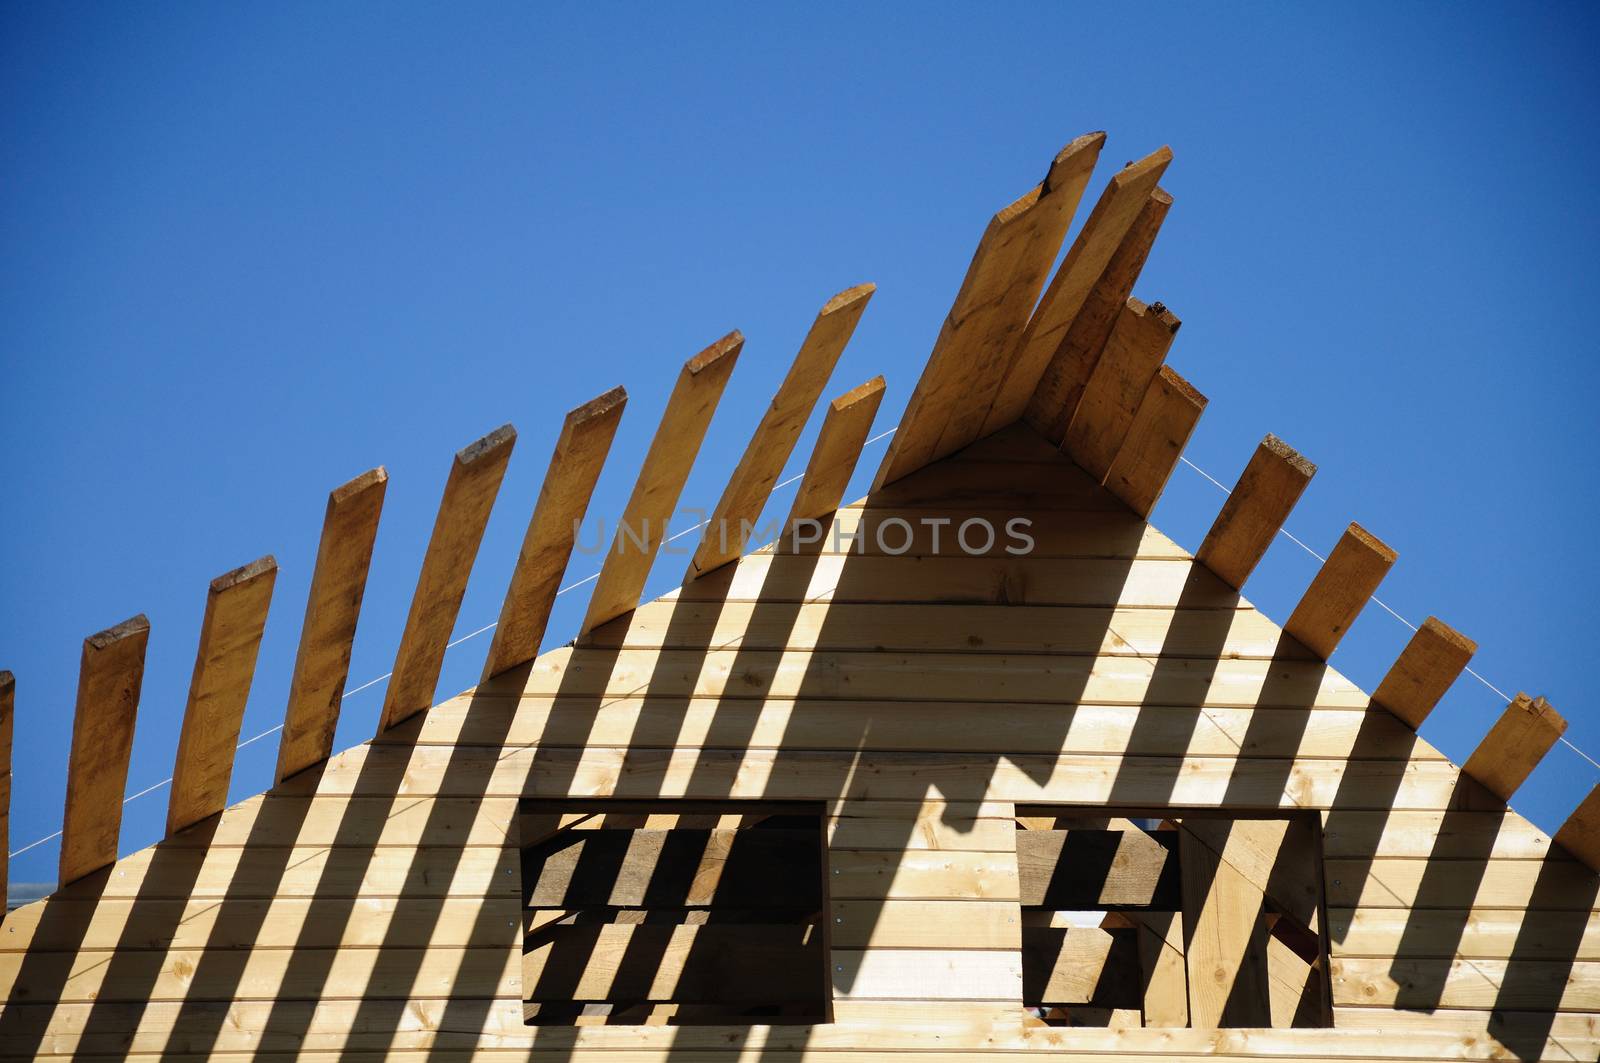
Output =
[{"x1": 1, "y1": 131, "x2": 1596, "y2": 1061}]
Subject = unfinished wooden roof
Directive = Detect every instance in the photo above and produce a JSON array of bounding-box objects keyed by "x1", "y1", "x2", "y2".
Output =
[{"x1": 0, "y1": 132, "x2": 1597, "y2": 1062}]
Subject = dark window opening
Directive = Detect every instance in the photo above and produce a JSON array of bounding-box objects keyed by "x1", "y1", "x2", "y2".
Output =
[
  {"x1": 519, "y1": 799, "x2": 829, "y2": 1025},
  {"x1": 1016, "y1": 808, "x2": 1331, "y2": 1029}
]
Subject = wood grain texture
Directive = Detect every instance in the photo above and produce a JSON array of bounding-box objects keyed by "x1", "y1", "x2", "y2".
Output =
[
  {"x1": 1371, "y1": 616, "x2": 1476, "y2": 730},
  {"x1": 984, "y1": 147, "x2": 1173, "y2": 436},
  {"x1": 1556, "y1": 785, "x2": 1600, "y2": 872},
  {"x1": 1462, "y1": 693, "x2": 1568, "y2": 802},
  {"x1": 874, "y1": 133, "x2": 1106, "y2": 489},
  {"x1": 784, "y1": 376, "x2": 885, "y2": 530},
  {"x1": 483, "y1": 388, "x2": 626, "y2": 679},
  {"x1": 690, "y1": 285, "x2": 873, "y2": 577},
  {"x1": 166, "y1": 556, "x2": 277, "y2": 836},
  {"x1": 1102, "y1": 364, "x2": 1206, "y2": 517},
  {"x1": 1180, "y1": 819, "x2": 1272, "y2": 1027},
  {"x1": 276, "y1": 467, "x2": 387, "y2": 783},
  {"x1": 1062, "y1": 297, "x2": 1182, "y2": 481},
  {"x1": 1283, "y1": 522, "x2": 1397, "y2": 659},
  {"x1": 582, "y1": 332, "x2": 742, "y2": 633},
  {"x1": 1026, "y1": 188, "x2": 1174, "y2": 443},
  {"x1": 59, "y1": 615, "x2": 149, "y2": 885},
  {"x1": 378, "y1": 425, "x2": 516, "y2": 732},
  {"x1": 1195, "y1": 434, "x2": 1317, "y2": 590}
]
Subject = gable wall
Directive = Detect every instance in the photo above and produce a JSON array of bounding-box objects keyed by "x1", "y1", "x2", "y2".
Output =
[{"x1": 0, "y1": 426, "x2": 1595, "y2": 1062}]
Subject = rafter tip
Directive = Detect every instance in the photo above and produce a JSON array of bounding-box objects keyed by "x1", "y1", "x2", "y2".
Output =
[
  {"x1": 209, "y1": 555, "x2": 279, "y2": 594},
  {"x1": 570, "y1": 385, "x2": 629, "y2": 423},
  {"x1": 686, "y1": 330, "x2": 744, "y2": 375},
  {"x1": 85, "y1": 614, "x2": 151, "y2": 650},
  {"x1": 1420, "y1": 615, "x2": 1478, "y2": 655},
  {"x1": 822, "y1": 282, "x2": 877, "y2": 314},
  {"x1": 1260, "y1": 433, "x2": 1317, "y2": 477},
  {"x1": 1344, "y1": 521, "x2": 1399, "y2": 563}
]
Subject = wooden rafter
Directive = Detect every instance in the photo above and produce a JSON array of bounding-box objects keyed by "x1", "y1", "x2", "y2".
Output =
[
  {"x1": 1062, "y1": 297, "x2": 1182, "y2": 481},
  {"x1": 482, "y1": 387, "x2": 626, "y2": 680},
  {"x1": 60, "y1": 615, "x2": 149, "y2": 885},
  {"x1": 275, "y1": 467, "x2": 387, "y2": 783},
  {"x1": 1371, "y1": 615, "x2": 1477, "y2": 730},
  {"x1": 1195, "y1": 435, "x2": 1316, "y2": 591},
  {"x1": 688, "y1": 285, "x2": 873, "y2": 579},
  {"x1": 581, "y1": 332, "x2": 742, "y2": 634},
  {"x1": 784, "y1": 376, "x2": 886, "y2": 529},
  {"x1": 1179, "y1": 819, "x2": 1273, "y2": 1027},
  {"x1": 1555, "y1": 786, "x2": 1600, "y2": 871},
  {"x1": 378, "y1": 425, "x2": 517, "y2": 732},
  {"x1": 983, "y1": 146, "x2": 1173, "y2": 439},
  {"x1": 873, "y1": 133, "x2": 1107, "y2": 490},
  {"x1": 1462, "y1": 693, "x2": 1567, "y2": 802},
  {"x1": 166, "y1": 556, "x2": 277, "y2": 836},
  {"x1": 1283, "y1": 522, "x2": 1397, "y2": 659},
  {"x1": 1102, "y1": 364, "x2": 1207, "y2": 518},
  {"x1": 1027, "y1": 187, "x2": 1174, "y2": 443}
]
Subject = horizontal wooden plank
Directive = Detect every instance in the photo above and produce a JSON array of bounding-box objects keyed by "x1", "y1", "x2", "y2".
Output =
[
  {"x1": 147, "y1": 792, "x2": 517, "y2": 849},
  {"x1": 1017, "y1": 827, "x2": 1178, "y2": 907},
  {"x1": 1331, "y1": 906, "x2": 1600, "y2": 960},
  {"x1": 0, "y1": 945, "x2": 518, "y2": 1004},
  {"x1": 1326, "y1": 856, "x2": 1598, "y2": 910},
  {"x1": 827, "y1": 803, "x2": 1017, "y2": 851},
  {"x1": 523, "y1": 828, "x2": 820, "y2": 908},
  {"x1": 392, "y1": 696, "x2": 1442, "y2": 762},
  {"x1": 1321, "y1": 809, "x2": 1557, "y2": 860},
  {"x1": 832, "y1": 948, "x2": 1022, "y2": 1000},
  {"x1": 828, "y1": 850, "x2": 1019, "y2": 900},
  {"x1": 828, "y1": 900, "x2": 1021, "y2": 949},
  {"x1": 524, "y1": 923, "x2": 821, "y2": 1003},
  {"x1": 867, "y1": 457, "x2": 1133, "y2": 512},
  {"x1": 585, "y1": 601, "x2": 1299, "y2": 660},
  {"x1": 1331, "y1": 955, "x2": 1600, "y2": 1011},
  {"x1": 295, "y1": 741, "x2": 1470, "y2": 810},
  {"x1": 6, "y1": 1000, "x2": 1592, "y2": 1059},
  {"x1": 664, "y1": 552, "x2": 1240, "y2": 609},
  {"x1": 483, "y1": 643, "x2": 1373, "y2": 709}
]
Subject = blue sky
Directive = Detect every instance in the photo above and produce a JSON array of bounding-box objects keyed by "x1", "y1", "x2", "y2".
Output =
[{"x1": 2, "y1": 3, "x2": 1597, "y2": 887}]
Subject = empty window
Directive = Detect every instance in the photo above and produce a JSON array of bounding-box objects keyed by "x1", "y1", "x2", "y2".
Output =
[
  {"x1": 1016, "y1": 808, "x2": 1330, "y2": 1029},
  {"x1": 519, "y1": 799, "x2": 829, "y2": 1025}
]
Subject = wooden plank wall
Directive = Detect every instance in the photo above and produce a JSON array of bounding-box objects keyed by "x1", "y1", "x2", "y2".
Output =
[{"x1": 1, "y1": 425, "x2": 1596, "y2": 1062}]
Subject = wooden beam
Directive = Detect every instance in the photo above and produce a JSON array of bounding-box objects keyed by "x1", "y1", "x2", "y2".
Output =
[
  {"x1": 982, "y1": 147, "x2": 1173, "y2": 437},
  {"x1": 275, "y1": 468, "x2": 387, "y2": 783},
  {"x1": 1462, "y1": 693, "x2": 1567, "y2": 802},
  {"x1": 873, "y1": 133, "x2": 1106, "y2": 489},
  {"x1": 1061, "y1": 297, "x2": 1182, "y2": 481},
  {"x1": 581, "y1": 332, "x2": 742, "y2": 633},
  {"x1": 1283, "y1": 522, "x2": 1397, "y2": 659},
  {"x1": 1266, "y1": 931, "x2": 1320, "y2": 1027},
  {"x1": 1371, "y1": 615, "x2": 1477, "y2": 730},
  {"x1": 60, "y1": 615, "x2": 149, "y2": 885},
  {"x1": 1182, "y1": 817, "x2": 1322, "y2": 936},
  {"x1": 1195, "y1": 435, "x2": 1316, "y2": 590},
  {"x1": 784, "y1": 376, "x2": 886, "y2": 529},
  {"x1": 378, "y1": 425, "x2": 516, "y2": 732},
  {"x1": 166, "y1": 557, "x2": 277, "y2": 836},
  {"x1": 1026, "y1": 188, "x2": 1174, "y2": 443},
  {"x1": 482, "y1": 388, "x2": 626, "y2": 680},
  {"x1": 1179, "y1": 819, "x2": 1272, "y2": 1027},
  {"x1": 689, "y1": 285, "x2": 874, "y2": 578},
  {"x1": 0, "y1": 670, "x2": 12, "y2": 906},
  {"x1": 1017, "y1": 828, "x2": 1178, "y2": 908},
  {"x1": 1102, "y1": 364, "x2": 1206, "y2": 518},
  {"x1": 1555, "y1": 785, "x2": 1600, "y2": 872},
  {"x1": 1130, "y1": 911, "x2": 1188, "y2": 1027}
]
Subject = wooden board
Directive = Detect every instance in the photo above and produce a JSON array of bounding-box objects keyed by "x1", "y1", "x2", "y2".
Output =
[
  {"x1": 690, "y1": 285, "x2": 873, "y2": 577},
  {"x1": 1180, "y1": 819, "x2": 1273, "y2": 1026},
  {"x1": 582, "y1": 331, "x2": 742, "y2": 632},
  {"x1": 1194, "y1": 435, "x2": 1315, "y2": 591},
  {"x1": 1371, "y1": 616, "x2": 1477, "y2": 730},
  {"x1": 1282, "y1": 523, "x2": 1396, "y2": 659},
  {"x1": 985, "y1": 147, "x2": 1173, "y2": 435},
  {"x1": 783, "y1": 376, "x2": 886, "y2": 530},
  {"x1": 1016, "y1": 828, "x2": 1179, "y2": 908},
  {"x1": 482, "y1": 387, "x2": 626, "y2": 679},
  {"x1": 167, "y1": 556, "x2": 277, "y2": 836},
  {"x1": 1027, "y1": 188, "x2": 1174, "y2": 443},
  {"x1": 1102, "y1": 364, "x2": 1207, "y2": 517},
  {"x1": 0, "y1": 670, "x2": 11, "y2": 906},
  {"x1": 275, "y1": 467, "x2": 387, "y2": 782},
  {"x1": 59, "y1": 614, "x2": 149, "y2": 885},
  {"x1": 379, "y1": 425, "x2": 516, "y2": 731},
  {"x1": 1461, "y1": 693, "x2": 1568, "y2": 802},
  {"x1": 1061, "y1": 298, "x2": 1181, "y2": 483},
  {"x1": 1556, "y1": 784, "x2": 1600, "y2": 871}
]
